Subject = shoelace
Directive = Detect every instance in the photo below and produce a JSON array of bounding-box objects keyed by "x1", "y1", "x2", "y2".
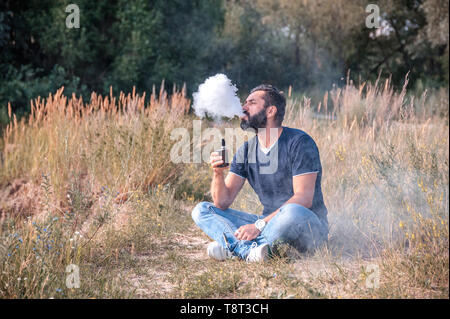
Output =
[{"x1": 250, "y1": 242, "x2": 258, "y2": 249}]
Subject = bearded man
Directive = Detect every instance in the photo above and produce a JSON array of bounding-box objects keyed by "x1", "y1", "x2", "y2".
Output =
[{"x1": 192, "y1": 84, "x2": 329, "y2": 262}]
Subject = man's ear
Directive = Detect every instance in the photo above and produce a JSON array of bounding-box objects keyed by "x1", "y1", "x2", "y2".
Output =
[{"x1": 266, "y1": 105, "x2": 277, "y2": 119}]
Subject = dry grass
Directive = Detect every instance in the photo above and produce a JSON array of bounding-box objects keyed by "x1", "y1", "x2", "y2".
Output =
[{"x1": 0, "y1": 76, "x2": 448, "y2": 298}]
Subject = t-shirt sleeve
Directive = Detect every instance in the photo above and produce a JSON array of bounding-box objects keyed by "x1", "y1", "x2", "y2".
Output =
[
  {"x1": 291, "y1": 135, "x2": 321, "y2": 176},
  {"x1": 230, "y1": 144, "x2": 247, "y2": 179}
]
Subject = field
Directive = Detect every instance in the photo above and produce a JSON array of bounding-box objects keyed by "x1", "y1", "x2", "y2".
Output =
[{"x1": 0, "y1": 77, "x2": 448, "y2": 299}]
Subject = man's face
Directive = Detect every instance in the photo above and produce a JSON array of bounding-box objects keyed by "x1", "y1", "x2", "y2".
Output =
[{"x1": 240, "y1": 90, "x2": 267, "y2": 131}]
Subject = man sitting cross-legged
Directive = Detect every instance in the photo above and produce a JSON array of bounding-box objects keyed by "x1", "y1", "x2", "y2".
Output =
[{"x1": 192, "y1": 84, "x2": 329, "y2": 262}]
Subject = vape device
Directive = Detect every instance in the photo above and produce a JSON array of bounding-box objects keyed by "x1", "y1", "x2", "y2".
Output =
[{"x1": 217, "y1": 138, "x2": 229, "y2": 167}]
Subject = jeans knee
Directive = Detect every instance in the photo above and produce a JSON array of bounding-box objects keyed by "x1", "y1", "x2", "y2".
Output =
[
  {"x1": 192, "y1": 201, "x2": 212, "y2": 223},
  {"x1": 273, "y1": 204, "x2": 326, "y2": 241}
]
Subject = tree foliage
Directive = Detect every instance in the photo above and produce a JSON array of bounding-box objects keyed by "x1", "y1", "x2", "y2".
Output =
[{"x1": 0, "y1": 0, "x2": 448, "y2": 124}]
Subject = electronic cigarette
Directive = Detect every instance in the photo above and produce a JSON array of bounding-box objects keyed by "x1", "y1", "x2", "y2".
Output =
[{"x1": 217, "y1": 138, "x2": 229, "y2": 167}]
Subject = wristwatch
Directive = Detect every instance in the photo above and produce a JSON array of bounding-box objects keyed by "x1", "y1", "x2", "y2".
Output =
[{"x1": 255, "y1": 219, "x2": 266, "y2": 232}]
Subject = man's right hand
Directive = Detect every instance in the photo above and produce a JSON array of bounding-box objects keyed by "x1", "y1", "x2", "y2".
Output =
[{"x1": 210, "y1": 151, "x2": 229, "y2": 174}]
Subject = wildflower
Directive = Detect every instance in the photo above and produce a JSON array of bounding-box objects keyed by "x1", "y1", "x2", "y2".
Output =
[
  {"x1": 56, "y1": 288, "x2": 62, "y2": 293},
  {"x1": 399, "y1": 221, "x2": 404, "y2": 228},
  {"x1": 18, "y1": 238, "x2": 23, "y2": 243},
  {"x1": 43, "y1": 228, "x2": 47, "y2": 232}
]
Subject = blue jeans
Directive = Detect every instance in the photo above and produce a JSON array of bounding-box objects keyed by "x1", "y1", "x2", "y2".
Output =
[{"x1": 192, "y1": 202, "x2": 328, "y2": 260}]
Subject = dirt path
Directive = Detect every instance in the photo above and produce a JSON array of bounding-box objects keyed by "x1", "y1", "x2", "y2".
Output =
[{"x1": 120, "y1": 224, "x2": 211, "y2": 298}]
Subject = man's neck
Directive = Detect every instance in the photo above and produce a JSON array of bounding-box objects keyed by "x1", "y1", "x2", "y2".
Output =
[{"x1": 257, "y1": 126, "x2": 283, "y2": 148}]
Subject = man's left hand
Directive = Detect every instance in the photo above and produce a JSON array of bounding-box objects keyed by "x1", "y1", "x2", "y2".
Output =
[{"x1": 235, "y1": 223, "x2": 261, "y2": 241}]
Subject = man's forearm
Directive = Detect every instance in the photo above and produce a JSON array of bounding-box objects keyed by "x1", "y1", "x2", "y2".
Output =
[{"x1": 211, "y1": 171, "x2": 231, "y2": 209}]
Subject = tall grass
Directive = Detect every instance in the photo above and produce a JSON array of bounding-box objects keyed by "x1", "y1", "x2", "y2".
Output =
[
  {"x1": 0, "y1": 83, "x2": 193, "y2": 298},
  {"x1": 0, "y1": 75, "x2": 448, "y2": 298},
  {"x1": 1, "y1": 84, "x2": 191, "y2": 203}
]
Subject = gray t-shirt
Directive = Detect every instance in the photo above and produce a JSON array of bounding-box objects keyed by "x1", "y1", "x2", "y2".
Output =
[{"x1": 230, "y1": 126, "x2": 328, "y2": 225}]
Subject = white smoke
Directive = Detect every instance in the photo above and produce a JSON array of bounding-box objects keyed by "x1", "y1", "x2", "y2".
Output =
[{"x1": 192, "y1": 74, "x2": 244, "y2": 121}]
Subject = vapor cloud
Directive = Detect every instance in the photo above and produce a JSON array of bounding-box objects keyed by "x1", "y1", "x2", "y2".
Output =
[{"x1": 192, "y1": 73, "x2": 244, "y2": 121}]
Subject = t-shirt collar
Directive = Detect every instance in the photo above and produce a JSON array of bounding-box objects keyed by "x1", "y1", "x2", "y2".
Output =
[{"x1": 257, "y1": 126, "x2": 285, "y2": 155}]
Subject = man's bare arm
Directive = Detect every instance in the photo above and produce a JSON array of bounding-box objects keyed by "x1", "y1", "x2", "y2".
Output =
[{"x1": 210, "y1": 151, "x2": 245, "y2": 210}]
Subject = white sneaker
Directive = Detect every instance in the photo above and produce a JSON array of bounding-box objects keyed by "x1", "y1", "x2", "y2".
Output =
[
  {"x1": 207, "y1": 241, "x2": 232, "y2": 261},
  {"x1": 246, "y1": 243, "x2": 270, "y2": 262}
]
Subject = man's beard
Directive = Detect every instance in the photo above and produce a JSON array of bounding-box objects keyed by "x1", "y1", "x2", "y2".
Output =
[{"x1": 240, "y1": 108, "x2": 267, "y2": 131}]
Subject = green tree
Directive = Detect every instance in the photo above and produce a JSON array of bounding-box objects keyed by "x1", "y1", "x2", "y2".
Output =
[{"x1": 420, "y1": 0, "x2": 449, "y2": 83}]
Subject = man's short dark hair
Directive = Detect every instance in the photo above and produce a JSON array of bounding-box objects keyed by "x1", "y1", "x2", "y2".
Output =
[{"x1": 250, "y1": 84, "x2": 286, "y2": 126}]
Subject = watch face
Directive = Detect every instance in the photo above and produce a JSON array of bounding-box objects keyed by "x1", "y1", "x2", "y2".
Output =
[{"x1": 255, "y1": 219, "x2": 265, "y2": 230}]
